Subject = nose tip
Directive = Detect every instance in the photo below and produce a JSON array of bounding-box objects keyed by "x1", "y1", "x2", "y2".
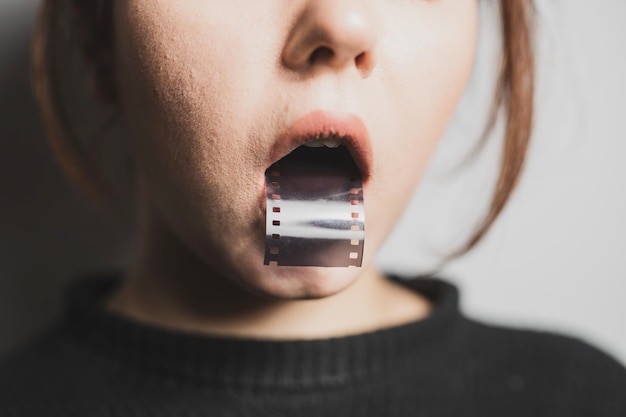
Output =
[{"x1": 282, "y1": 1, "x2": 378, "y2": 77}]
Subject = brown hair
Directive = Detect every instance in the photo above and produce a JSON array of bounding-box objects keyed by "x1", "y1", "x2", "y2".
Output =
[{"x1": 31, "y1": 0, "x2": 535, "y2": 256}]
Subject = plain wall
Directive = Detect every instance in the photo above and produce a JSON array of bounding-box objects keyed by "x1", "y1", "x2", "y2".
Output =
[{"x1": 1, "y1": 0, "x2": 625, "y2": 366}]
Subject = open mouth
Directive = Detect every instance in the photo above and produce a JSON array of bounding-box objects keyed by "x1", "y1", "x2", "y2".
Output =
[
  {"x1": 262, "y1": 112, "x2": 369, "y2": 267},
  {"x1": 265, "y1": 111, "x2": 373, "y2": 185},
  {"x1": 263, "y1": 137, "x2": 366, "y2": 267},
  {"x1": 270, "y1": 138, "x2": 361, "y2": 179}
]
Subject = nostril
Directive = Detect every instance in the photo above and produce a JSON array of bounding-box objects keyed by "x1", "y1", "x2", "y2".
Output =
[
  {"x1": 308, "y1": 47, "x2": 371, "y2": 76},
  {"x1": 309, "y1": 46, "x2": 334, "y2": 65},
  {"x1": 355, "y1": 52, "x2": 366, "y2": 67},
  {"x1": 355, "y1": 52, "x2": 374, "y2": 78}
]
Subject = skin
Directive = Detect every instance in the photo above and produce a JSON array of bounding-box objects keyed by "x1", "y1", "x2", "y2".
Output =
[{"x1": 106, "y1": 0, "x2": 479, "y2": 339}]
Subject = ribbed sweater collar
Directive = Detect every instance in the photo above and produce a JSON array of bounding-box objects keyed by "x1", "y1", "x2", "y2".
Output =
[{"x1": 60, "y1": 273, "x2": 463, "y2": 389}]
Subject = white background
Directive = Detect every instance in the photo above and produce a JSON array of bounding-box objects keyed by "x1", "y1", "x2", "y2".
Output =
[{"x1": 1, "y1": 0, "x2": 624, "y2": 365}]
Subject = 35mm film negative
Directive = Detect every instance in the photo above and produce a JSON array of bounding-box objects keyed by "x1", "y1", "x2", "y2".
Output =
[{"x1": 264, "y1": 147, "x2": 365, "y2": 267}]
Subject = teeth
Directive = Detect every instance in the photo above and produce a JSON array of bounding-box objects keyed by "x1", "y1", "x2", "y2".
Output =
[{"x1": 303, "y1": 137, "x2": 343, "y2": 148}]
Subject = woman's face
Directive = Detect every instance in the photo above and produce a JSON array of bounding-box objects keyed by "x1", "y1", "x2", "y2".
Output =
[{"x1": 113, "y1": 0, "x2": 478, "y2": 299}]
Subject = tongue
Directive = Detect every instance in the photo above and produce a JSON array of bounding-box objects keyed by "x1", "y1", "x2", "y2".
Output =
[{"x1": 264, "y1": 146, "x2": 365, "y2": 267}]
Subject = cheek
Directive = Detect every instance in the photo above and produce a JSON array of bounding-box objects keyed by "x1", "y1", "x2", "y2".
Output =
[
  {"x1": 115, "y1": 2, "x2": 252, "y2": 149},
  {"x1": 366, "y1": 1, "x2": 478, "y2": 237},
  {"x1": 113, "y1": 2, "x2": 276, "y2": 254},
  {"x1": 114, "y1": 2, "x2": 270, "y2": 200},
  {"x1": 378, "y1": 2, "x2": 477, "y2": 176}
]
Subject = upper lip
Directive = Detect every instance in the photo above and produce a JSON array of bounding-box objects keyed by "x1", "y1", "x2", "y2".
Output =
[{"x1": 267, "y1": 110, "x2": 373, "y2": 182}]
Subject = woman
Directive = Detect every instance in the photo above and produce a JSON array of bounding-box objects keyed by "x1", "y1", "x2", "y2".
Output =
[{"x1": 1, "y1": 0, "x2": 624, "y2": 415}]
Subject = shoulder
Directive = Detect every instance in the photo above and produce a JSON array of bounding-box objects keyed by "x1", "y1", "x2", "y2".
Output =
[
  {"x1": 457, "y1": 317, "x2": 626, "y2": 413},
  {"x1": 461, "y1": 317, "x2": 626, "y2": 377},
  {"x1": 0, "y1": 327, "x2": 117, "y2": 416},
  {"x1": 0, "y1": 329, "x2": 67, "y2": 394},
  {"x1": 390, "y1": 276, "x2": 626, "y2": 414}
]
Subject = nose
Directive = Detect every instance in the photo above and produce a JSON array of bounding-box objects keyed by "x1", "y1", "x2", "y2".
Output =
[{"x1": 282, "y1": 0, "x2": 378, "y2": 78}]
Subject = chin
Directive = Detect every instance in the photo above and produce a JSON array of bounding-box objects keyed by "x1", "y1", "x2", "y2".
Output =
[{"x1": 232, "y1": 263, "x2": 362, "y2": 301}]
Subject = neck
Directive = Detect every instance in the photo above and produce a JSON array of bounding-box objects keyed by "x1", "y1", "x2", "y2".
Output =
[{"x1": 106, "y1": 204, "x2": 431, "y2": 340}]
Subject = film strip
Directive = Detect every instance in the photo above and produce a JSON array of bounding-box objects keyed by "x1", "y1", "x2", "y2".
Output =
[{"x1": 264, "y1": 148, "x2": 365, "y2": 267}]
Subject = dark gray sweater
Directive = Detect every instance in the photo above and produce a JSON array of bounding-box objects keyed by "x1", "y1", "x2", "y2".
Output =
[{"x1": 1, "y1": 273, "x2": 625, "y2": 416}]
